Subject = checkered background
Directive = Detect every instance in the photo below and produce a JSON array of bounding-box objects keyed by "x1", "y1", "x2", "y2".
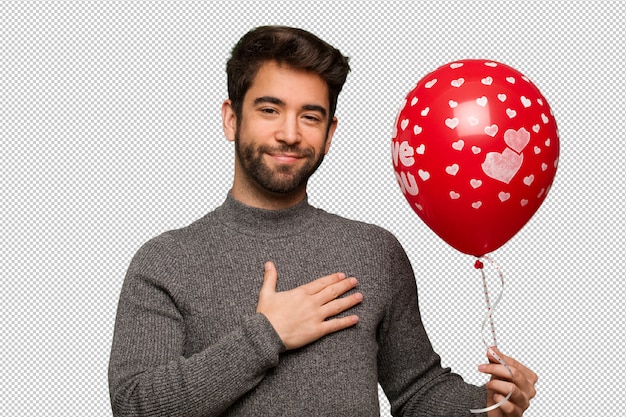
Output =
[{"x1": 3, "y1": 1, "x2": 625, "y2": 415}]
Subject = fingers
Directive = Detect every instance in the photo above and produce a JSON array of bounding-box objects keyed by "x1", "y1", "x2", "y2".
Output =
[
  {"x1": 321, "y1": 290, "x2": 363, "y2": 318},
  {"x1": 296, "y1": 269, "x2": 361, "y2": 309},
  {"x1": 316, "y1": 276, "x2": 360, "y2": 305},
  {"x1": 259, "y1": 261, "x2": 278, "y2": 296},
  {"x1": 256, "y1": 262, "x2": 362, "y2": 350},
  {"x1": 262, "y1": 264, "x2": 358, "y2": 304},
  {"x1": 488, "y1": 347, "x2": 519, "y2": 368},
  {"x1": 302, "y1": 271, "x2": 348, "y2": 294},
  {"x1": 479, "y1": 363, "x2": 511, "y2": 383},
  {"x1": 485, "y1": 348, "x2": 539, "y2": 386},
  {"x1": 485, "y1": 379, "x2": 532, "y2": 415},
  {"x1": 480, "y1": 349, "x2": 538, "y2": 415},
  {"x1": 319, "y1": 313, "x2": 360, "y2": 335}
]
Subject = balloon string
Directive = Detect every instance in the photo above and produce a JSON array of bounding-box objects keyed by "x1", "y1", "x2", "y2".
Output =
[
  {"x1": 469, "y1": 255, "x2": 514, "y2": 414},
  {"x1": 481, "y1": 256, "x2": 499, "y2": 347}
]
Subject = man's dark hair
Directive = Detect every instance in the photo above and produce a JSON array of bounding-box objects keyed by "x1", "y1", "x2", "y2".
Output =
[{"x1": 226, "y1": 26, "x2": 350, "y2": 124}]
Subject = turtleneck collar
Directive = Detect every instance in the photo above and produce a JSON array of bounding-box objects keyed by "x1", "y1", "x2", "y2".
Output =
[{"x1": 213, "y1": 192, "x2": 321, "y2": 238}]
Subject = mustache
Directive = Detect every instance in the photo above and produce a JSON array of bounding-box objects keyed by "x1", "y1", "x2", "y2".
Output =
[{"x1": 258, "y1": 144, "x2": 315, "y2": 158}]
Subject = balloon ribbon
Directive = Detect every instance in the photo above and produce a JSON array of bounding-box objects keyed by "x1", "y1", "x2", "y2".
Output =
[{"x1": 469, "y1": 255, "x2": 514, "y2": 414}]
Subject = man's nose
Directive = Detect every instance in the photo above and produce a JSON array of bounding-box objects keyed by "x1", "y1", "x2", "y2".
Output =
[{"x1": 276, "y1": 116, "x2": 301, "y2": 145}]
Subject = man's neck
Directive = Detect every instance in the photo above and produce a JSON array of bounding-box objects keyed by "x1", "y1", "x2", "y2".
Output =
[{"x1": 230, "y1": 180, "x2": 307, "y2": 211}]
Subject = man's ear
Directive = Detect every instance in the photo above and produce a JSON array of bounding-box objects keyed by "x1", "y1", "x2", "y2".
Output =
[
  {"x1": 324, "y1": 116, "x2": 338, "y2": 155},
  {"x1": 222, "y1": 100, "x2": 237, "y2": 142}
]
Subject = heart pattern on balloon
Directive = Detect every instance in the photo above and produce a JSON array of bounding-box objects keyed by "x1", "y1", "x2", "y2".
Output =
[
  {"x1": 391, "y1": 59, "x2": 560, "y2": 256},
  {"x1": 503, "y1": 127, "x2": 531, "y2": 153},
  {"x1": 481, "y1": 148, "x2": 524, "y2": 184}
]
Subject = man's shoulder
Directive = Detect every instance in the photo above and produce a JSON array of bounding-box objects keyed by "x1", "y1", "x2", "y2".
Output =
[
  {"x1": 132, "y1": 209, "x2": 221, "y2": 257},
  {"x1": 315, "y1": 208, "x2": 400, "y2": 245}
]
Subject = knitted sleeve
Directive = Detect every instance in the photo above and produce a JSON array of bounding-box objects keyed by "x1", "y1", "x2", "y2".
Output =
[
  {"x1": 108, "y1": 234, "x2": 285, "y2": 417},
  {"x1": 375, "y1": 232, "x2": 487, "y2": 417}
]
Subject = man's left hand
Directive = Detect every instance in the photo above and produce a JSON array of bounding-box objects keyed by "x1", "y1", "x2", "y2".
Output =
[{"x1": 479, "y1": 347, "x2": 538, "y2": 416}]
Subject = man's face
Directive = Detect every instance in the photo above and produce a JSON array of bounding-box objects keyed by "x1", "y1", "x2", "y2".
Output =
[{"x1": 226, "y1": 61, "x2": 337, "y2": 196}]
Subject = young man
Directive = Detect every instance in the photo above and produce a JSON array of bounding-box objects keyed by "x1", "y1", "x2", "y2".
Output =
[{"x1": 109, "y1": 26, "x2": 537, "y2": 416}]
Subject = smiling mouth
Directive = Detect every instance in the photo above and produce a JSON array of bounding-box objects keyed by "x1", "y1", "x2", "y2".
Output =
[
  {"x1": 261, "y1": 144, "x2": 314, "y2": 165},
  {"x1": 268, "y1": 153, "x2": 302, "y2": 164}
]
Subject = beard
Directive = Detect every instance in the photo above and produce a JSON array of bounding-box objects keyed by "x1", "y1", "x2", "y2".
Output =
[{"x1": 234, "y1": 132, "x2": 326, "y2": 194}]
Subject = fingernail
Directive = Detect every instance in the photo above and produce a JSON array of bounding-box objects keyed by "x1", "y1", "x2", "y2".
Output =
[{"x1": 264, "y1": 262, "x2": 273, "y2": 271}]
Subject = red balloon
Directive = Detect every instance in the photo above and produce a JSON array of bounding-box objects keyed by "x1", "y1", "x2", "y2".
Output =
[{"x1": 392, "y1": 60, "x2": 560, "y2": 256}]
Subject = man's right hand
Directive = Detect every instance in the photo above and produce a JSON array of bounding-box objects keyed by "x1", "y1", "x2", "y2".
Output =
[{"x1": 256, "y1": 261, "x2": 363, "y2": 350}]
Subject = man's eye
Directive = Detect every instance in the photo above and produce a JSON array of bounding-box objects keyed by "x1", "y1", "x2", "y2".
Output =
[
  {"x1": 260, "y1": 108, "x2": 278, "y2": 114},
  {"x1": 303, "y1": 115, "x2": 322, "y2": 123}
]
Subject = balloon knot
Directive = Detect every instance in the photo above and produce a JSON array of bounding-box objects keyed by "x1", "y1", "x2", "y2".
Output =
[{"x1": 474, "y1": 260, "x2": 484, "y2": 269}]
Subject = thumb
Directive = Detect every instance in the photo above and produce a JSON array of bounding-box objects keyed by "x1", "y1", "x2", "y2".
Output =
[
  {"x1": 487, "y1": 346, "x2": 502, "y2": 363},
  {"x1": 260, "y1": 261, "x2": 278, "y2": 296}
]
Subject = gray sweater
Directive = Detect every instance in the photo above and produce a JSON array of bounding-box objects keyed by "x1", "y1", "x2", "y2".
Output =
[{"x1": 109, "y1": 193, "x2": 486, "y2": 416}]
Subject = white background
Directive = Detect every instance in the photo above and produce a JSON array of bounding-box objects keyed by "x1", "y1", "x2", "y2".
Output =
[{"x1": 3, "y1": 1, "x2": 625, "y2": 415}]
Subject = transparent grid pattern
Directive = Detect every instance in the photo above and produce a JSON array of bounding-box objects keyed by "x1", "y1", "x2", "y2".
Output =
[{"x1": 3, "y1": 1, "x2": 625, "y2": 415}]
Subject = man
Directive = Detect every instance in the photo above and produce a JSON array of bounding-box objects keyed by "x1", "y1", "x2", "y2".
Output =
[{"x1": 109, "y1": 25, "x2": 537, "y2": 416}]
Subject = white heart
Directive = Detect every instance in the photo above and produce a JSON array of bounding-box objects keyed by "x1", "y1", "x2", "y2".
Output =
[
  {"x1": 418, "y1": 169, "x2": 430, "y2": 181},
  {"x1": 413, "y1": 125, "x2": 423, "y2": 135},
  {"x1": 498, "y1": 94, "x2": 507, "y2": 102},
  {"x1": 425, "y1": 79, "x2": 437, "y2": 88},
  {"x1": 506, "y1": 108, "x2": 517, "y2": 118},
  {"x1": 537, "y1": 98, "x2": 544, "y2": 106},
  {"x1": 451, "y1": 78, "x2": 465, "y2": 87},
  {"x1": 484, "y1": 124, "x2": 499, "y2": 137},
  {"x1": 476, "y1": 96, "x2": 488, "y2": 107},
  {"x1": 545, "y1": 138, "x2": 551, "y2": 146},
  {"x1": 449, "y1": 100, "x2": 458, "y2": 108},
  {"x1": 541, "y1": 113, "x2": 549, "y2": 123},
  {"x1": 520, "y1": 199, "x2": 529, "y2": 206},
  {"x1": 498, "y1": 191, "x2": 511, "y2": 202},
  {"x1": 472, "y1": 146, "x2": 481, "y2": 154},
  {"x1": 523, "y1": 174, "x2": 535, "y2": 185},
  {"x1": 416, "y1": 144, "x2": 425, "y2": 154},
  {"x1": 472, "y1": 201, "x2": 483, "y2": 209},
  {"x1": 485, "y1": 62, "x2": 498, "y2": 67},
  {"x1": 410, "y1": 97, "x2": 418, "y2": 106},
  {"x1": 532, "y1": 124, "x2": 540, "y2": 133},
  {"x1": 401, "y1": 119, "x2": 409, "y2": 130},
  {"x1": 521, "y1": 96, "x2": 532, "y2": 108},
  {"x1": 445, "y1": 118, "x2": 459, "y2": 129},
  {"x1": 482, "y1": 148, "x2": 524, "y2": 184},
  {"x1": 534, "y1": 146, "x2": 541, "y2": 154},
  {"x1": 452, "y1": 140, "x2": 464, "y2": 151},
  {"x1": 450, "y1": 62, "x2": 464, "y2": 69},
  {"x1": 446, "y1": 164, "x2": 459, "y2": 176},
  {"x1": 541, "y1": 163, "x2": 548, "y2": 171},
  {"x1": 449, "y1": 191, "x2": 461, "y2": 199},
  {"x1": 481, "y1": 77, "x2": 493, "y2": 85},
  {"x1": 415, "y1": 203, "x2": 423, "y2": 211},
  {"x1": 421, "y1": 107, "x2": 430, "y2": 116},
  {"x1": 506, "y1": 77, "x2": 516, "y2": 84},
  {"x1": 538, "y1": 188, "x2": 545, "y2": 198},
  {"x1": 522, "y1": 76, "x2": 530, "y2": 82},
  {"x1": 469, "y1": 117, "x2": 479, "y2": 126},
  {"x1": 504, "y1": 127, "x2": 531, "y2": 153},
  {"x1": 470, "y1": 179, "x2": 483, "y2": 189}
]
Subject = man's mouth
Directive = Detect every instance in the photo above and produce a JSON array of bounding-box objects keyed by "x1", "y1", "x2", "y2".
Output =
[{"x1": 267, "y1": 152, "x2": 302, "y2": 164}]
